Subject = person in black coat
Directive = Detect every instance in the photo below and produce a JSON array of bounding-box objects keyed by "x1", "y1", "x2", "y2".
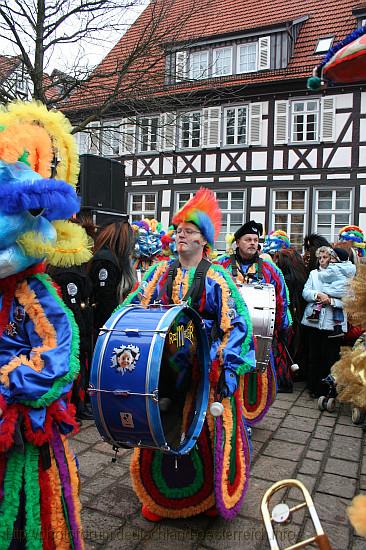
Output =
[{"x1": 89, "y1": 219, "x2": 136, "y2": 341}]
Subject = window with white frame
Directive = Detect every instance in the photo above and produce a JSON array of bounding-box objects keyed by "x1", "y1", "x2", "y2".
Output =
[
  {"x1": 271, "y1": 189, "x2": 307, "y2": 249},
  {"x1": 190, "y1": 51, "x2": 209, "y2": 80},
  {"x1": 129, "y1": 193, "x2": 157, "y2": 222},
  {"x1": 176, "y1": 190, "x2": 245, "y2": 252},
  {"x1": 224, "y1": 106, "x2": 248, "y2": 145},
  {"x1": 212, "y1": 47, "x2": 232, "y2": 77},
  {"x1": 291, "y1": 99, "x2": 320, "y2": 143},
  {"x1": 237, "y1": 43, "x2": 257, "y2": 73},
  {"x1": 180, "y1": 112, "x2": 201, "y2": 148},
  {"x1": 138, "y1": 116, "x2": 159, "y2": 152},
  {"x1": 101, "y1": 120, "x2": 120, "y2": 156},
  {"x1": 314, "y1": 189, "x2": 353, "y2": 243},
  {"x1": 216, "y1": 191, "x2": 246, "y2": 251}
]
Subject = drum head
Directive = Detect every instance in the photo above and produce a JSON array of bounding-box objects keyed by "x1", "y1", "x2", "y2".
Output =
[{"x1": 158, "y1": 308, "x2": 204, "y2": 451}]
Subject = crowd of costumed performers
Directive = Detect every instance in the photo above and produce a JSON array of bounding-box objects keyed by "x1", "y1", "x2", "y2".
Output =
[
  {"x1": 120, "y1": 188, "x2": 256, "y2": 521},
  {"x1": 216, "y1": 222, "x2": 292, "y2": 416},
  {"x1": 0, "y1": 101, "x2": 90, "y2": 549},
  {"x1": 131, "y1": 218, "x2": 166, "y2": 281}
]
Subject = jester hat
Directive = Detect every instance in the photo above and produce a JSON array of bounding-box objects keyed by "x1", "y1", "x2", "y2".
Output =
[
  {"x1": 262, "y1": 229, "x2": 291, "y2": 255},
  {"x1": 338, "y1": 225, "x2": 366, "y2": 257},
  {"x1": 172, "y1": 187, "x2": 221, "y2": 248}
]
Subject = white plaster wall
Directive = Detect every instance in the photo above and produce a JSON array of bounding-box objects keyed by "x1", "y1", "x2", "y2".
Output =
[
  {"x1": 163, "y1": 157, "x2": 174, "y2": 174},
  {"x1": 336, "y1": 93, "x2": 353, "y2": 110},
  {"x1": 124, "y1": 160, "x2": 133, "y2": 177},
  {"x1": 358, "y1": 212, "x2": 366, "y2": 231},
  {"x1": 251, "y1": 187, "x2": 266, "y2": 207},
  {"x1": 273, "y1": 151, "x2": 283, "y2": 170},
  {"x1": 162, "y1": 190, "x2": 171, "y2": 207},
  {"x1": 359, "y1": 147, "x2": 366, "y2": 167},
  {"x1": 361, "y1": 92, "x2": 366, "y2": 115},
  {"x1": 323, "y1": 147, "x2": 352, "y2": 168},
  {"x1": 160, "y1": 210, "x2": 171, "y2": 230},
  {"x1": 335, "y1": 112, "x2": 352, "y2": 142},
  {"x1": 360, "y1": 185, "x2": 366, "y2": 208},
  {"x1": 251, "y1": 151, "x2": 267, "y2": 170},
  {"x1": 206, "y1": 154, "x2": 217, "y2": 172}
]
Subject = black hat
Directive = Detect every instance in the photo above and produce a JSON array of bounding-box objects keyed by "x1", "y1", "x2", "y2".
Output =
[
  {"x1": 234, "y1": 221, "x2": 263, "y2": 241},
  {"x1": 333, "y1": 247, "x2": 350, "y2": 262}
]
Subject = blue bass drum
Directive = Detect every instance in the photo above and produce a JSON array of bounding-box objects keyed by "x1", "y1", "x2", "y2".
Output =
[{"x1": 90, "y1": 304, "x2": 210, "y2": 455}]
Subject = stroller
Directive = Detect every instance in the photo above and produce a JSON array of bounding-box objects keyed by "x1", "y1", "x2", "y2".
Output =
[{"x1": 317, "y1": 374, "x2": 337, "y2": 413}]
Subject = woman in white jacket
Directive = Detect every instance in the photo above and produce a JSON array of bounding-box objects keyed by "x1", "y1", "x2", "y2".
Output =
[{"x1": 302, "y1": 246, "x2": 355, "y2": 397}]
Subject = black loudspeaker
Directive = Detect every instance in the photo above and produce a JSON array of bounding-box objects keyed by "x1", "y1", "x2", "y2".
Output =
[{"x1": 78, "y1": 154, "x2": 125, "y2": 213}]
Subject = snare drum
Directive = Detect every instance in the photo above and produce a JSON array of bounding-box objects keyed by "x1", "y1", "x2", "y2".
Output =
[
  {"x1": 89, "y1": 304, "x2": 210, "y2": 455},
  {"x1": 239, "y1": 283, "x2": 276, "y2": 370}
]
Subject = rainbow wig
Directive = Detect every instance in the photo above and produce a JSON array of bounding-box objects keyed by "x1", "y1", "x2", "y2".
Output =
[
  {"x1": 339, "y1": 225, "x2": 366, "y2": 257},
  {"x1": 172, "y1": 187, "x2": 221, "y2": 248},
  {"x1": 262, "y1": 230, "x2": 290, "y2": 255}
]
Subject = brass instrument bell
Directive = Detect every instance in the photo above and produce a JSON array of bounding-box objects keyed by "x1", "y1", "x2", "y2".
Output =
[{"x1": 261, "y1": 479, "x2": 331, "y2": 550}]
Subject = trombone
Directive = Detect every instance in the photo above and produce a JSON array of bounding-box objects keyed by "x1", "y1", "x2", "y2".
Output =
[{"x1": 261, "y1": 479, "x2": 332, "y2": 550}]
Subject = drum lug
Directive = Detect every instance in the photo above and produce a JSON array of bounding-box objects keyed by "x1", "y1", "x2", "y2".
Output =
[
  {"x1": 152, "y1": 389, "x2": 159, "y2": 402},
  {"x1": 87, "y1": 384, "x2": 97, "y2": 397}
]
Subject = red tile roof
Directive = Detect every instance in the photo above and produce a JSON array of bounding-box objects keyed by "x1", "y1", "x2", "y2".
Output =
[
  {"x1": 0, "y1": 55, "x2": 20, "y2": 84},
  {"x1": 64, "y1": 0, "x2": 363, "y2": 112}
]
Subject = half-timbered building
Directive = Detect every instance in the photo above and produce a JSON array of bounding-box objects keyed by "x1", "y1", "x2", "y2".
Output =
[{"x1": 68, "y1": 0, "x2": 366, "y2": 250}]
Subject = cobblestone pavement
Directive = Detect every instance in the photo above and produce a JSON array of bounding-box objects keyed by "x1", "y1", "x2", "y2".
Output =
[{"x1": 71, "y1": 382, "x2": 366, "y2": 550}]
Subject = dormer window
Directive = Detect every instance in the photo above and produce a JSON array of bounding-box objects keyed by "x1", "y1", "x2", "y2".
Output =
[
  {"x1": 238, "y1": 43, "x2": 257, "y2": 73},
  {"x1": 190, "y1": 51, "x2": 209, "y2": 80},
  {"x1": 314, "y1": 36, "x2": 334, "y2": 54},
  {"x1": 212, "y1": 47, "x2": 232, "y2": 77}
]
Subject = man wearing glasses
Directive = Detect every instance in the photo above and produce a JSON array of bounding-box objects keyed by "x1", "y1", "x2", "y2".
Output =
[{"x1": 122, "y1": 188, "x2": 256, "y2": 522}]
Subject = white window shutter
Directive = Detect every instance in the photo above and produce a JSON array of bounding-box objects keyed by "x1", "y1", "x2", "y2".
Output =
[
  {"x1": 175, "y1": 51, "x2": 188, "y2": 82},
  {"x1": 258, "y1": 36, "x2": 271, "y2": 70},
  {"x1": 321, "y1": 96, "x2": 336, "y2": 142},
  {"x1": 249, "y1": 103, "x2": 262, "y2": 145},
  {"x1": 202, "y1": 107, "x2": 221, "y2": 148},
  {"x1": 274, "y1": 100, "x2": 289, "y2": 144},
  {"x1": 121, "y1": 118, "x2": 136, "y2": 154},
  {"x1": 161, "y1": 113, "x2": 176, "y2": 150}
]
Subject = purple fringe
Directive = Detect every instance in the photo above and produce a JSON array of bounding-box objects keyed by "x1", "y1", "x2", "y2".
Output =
[
  {"x1": 51, "y1": 427, "x2": 83, "y2": 550},
  {"x1": 214, "y1": 407, "x2": 251, "y2": 520}
]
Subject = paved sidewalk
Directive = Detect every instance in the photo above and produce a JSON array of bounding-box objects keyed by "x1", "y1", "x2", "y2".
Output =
[{"x1": 71, "y1": 382, "x2": 366, "y2": 550}]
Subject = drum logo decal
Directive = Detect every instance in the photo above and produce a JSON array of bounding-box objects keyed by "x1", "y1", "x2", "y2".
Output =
[
  {"x1": 168, "y1": 320, "x2": 194, "y2": 348},
  {"x1": 120, "y1": 412, "x2": 134, "y2": 428},
  {"x1": 111, "y1": 344, "x2": 141, "y2": 375}
]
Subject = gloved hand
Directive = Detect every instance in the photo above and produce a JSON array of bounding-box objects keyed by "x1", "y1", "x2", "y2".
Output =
[{"x1": 217, "y1": 369, "x2": 238, "y2": 399}]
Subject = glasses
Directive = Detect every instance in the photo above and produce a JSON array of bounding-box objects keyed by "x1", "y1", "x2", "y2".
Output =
[{"x1": 176, "y1": 228, "x2": 202, "y2": 236}]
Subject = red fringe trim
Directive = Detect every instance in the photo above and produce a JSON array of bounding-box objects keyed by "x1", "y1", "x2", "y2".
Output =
[
  {"x1": 0, "y1": 401, "x2": 79, "y2": 451},
  {"x1": 227, "y1": 395, "x2": 243, "y2": 496},
  {"x1": 0, "y1": 405, "x2": 18, "y2": 452}
]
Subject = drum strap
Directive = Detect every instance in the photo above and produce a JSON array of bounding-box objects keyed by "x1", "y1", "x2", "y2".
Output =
[
  {"x1": 160, "y1": 258, "x2": 211, "y2": 310},
  {"x1": 230, "y1": 253, "x2": 264, "y2": 282}
]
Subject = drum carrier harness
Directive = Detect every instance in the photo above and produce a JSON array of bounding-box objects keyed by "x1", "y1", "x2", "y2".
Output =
[
  {"x1": 230, "y1": 252, "x2": 264, "y2": 283},
  {"x1": 161, "y1": 258, "x2": 212, "y2": 312}
]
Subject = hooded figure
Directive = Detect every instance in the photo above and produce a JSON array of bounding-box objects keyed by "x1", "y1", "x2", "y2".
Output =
[{"x1": 0, "y1": 101, "x2": 89, "y2": 550}]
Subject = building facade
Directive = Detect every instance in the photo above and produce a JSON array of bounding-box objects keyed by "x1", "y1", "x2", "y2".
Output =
[{"x1": 73, "y1": 0, "x2": 366, "y2": 250}]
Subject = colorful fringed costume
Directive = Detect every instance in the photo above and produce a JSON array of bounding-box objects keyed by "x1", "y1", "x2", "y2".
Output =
[
  {"x1": 0, "y1": 101, "x2": 88, "y2": 550},
  {"x1": 216, "y1": 250, "x2": 291, "y2": 418},
  {"x1": 122, "y1": 189, "x2": 256, "y2": 520}
]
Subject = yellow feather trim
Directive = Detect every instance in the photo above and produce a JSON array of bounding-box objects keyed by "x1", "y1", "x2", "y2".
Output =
[
  {"x1": 47, "y1": 221, "x2": 93, "y2": 267},
  {"x1": 347, "y1": 495, "x2": 366, "y2": 537},
  {"x1": 0, "y1": 101, "x2": 79, "y2": 185}
]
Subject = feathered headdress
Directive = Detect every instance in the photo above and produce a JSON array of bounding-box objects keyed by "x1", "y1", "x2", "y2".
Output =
[
  {"x1": 262, "y1": 230, "x2": 291, "y2": 255},
  {"x1": 0, "y1": 101, "x2": 91, "y2": 269},
  {"x1": 172, "y1": 187, "x2": 221, "y2": 248}
]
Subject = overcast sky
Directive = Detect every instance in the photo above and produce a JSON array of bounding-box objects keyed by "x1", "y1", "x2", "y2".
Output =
[{"x1": 0, "y1": 3, "x2": 146, "y2": 74}]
